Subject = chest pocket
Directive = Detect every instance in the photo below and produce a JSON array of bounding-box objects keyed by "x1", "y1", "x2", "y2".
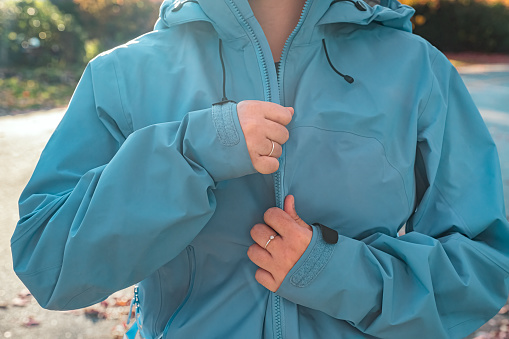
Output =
[{"x1": 283, "y1": 124, "x2": 410, "y2": 239}]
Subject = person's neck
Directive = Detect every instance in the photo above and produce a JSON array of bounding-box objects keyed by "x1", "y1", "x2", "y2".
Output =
[{"x1": 248, "y1": 0, "x2": 307, "y2": 62}]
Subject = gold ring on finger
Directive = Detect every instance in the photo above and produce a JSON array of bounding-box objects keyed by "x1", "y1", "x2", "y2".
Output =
[
  {"x1": 264, "y1": 234, "x2": 276, "y2": 249},
  {"x1": 267, "y1": 140, "x2": 275, "y2": 157}
]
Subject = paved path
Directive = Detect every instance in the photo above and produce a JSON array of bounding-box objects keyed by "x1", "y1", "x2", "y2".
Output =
[
  {"x1": 0, "y1": 109, "x2": 125, "y2": 338},
  {"x1": 460, "y1": 65, "x2": 509, "y2": 213},
  {"x1": 0, "y1": 65, "x2": 508, "y2": 338},
  {"x1": 459, "y1": 64, "x2": 509, "y2": 338}
]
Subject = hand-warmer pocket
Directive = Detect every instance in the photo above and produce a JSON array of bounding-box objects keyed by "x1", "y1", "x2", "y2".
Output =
[{"x1": 161, "y1": 245, "x2": 196, "y2": 339}]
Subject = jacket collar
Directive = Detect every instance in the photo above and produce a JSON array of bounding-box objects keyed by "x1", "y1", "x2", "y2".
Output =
[{"x1": 154, "y1": 0, "x2": 415, "y2": 42}]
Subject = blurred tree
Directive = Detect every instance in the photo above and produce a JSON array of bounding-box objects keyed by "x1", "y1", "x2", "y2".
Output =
[
  {"x1": 0, "y1": 0, "x2": 86, "y2": 67},
  {"x1": 402, "y1": 0, "x2": 509, "y2": 52},
  {"x1": 71, "y1": 0, "x2": 160, "y2": 52},
  {"x1": 46, "y1": 0, "x2": 82, "y2": 25}
]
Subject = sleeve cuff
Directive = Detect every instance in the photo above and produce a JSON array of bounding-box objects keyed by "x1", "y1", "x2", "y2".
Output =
[
  {"x1": 278, "y1": 224, "x2": 336, "y2": 290},
  {"x1": 185, "y1": 101, "x2": 256, "y2": 182}
]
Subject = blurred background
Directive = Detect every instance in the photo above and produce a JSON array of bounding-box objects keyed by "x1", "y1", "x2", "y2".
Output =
[
  {"x1": 0, "y1": 0, "x2": 161, "y2": 114},
  {"x1": 0, "y1": 0, "x2": 508, "y2": 338},
  {"x1": 1, "y1": 0, "x2": 509, "y2": 114}
]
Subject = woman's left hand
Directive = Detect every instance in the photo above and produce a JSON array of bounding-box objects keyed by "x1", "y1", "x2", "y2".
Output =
[{"x1": 248, "y1": 195, "x2": 313, "y2": 292}]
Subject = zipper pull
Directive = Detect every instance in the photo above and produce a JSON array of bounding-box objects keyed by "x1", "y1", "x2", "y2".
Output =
[
  {"x1": 125, "y1": 285, "x2": 142, "y2": 339},
  {"x1": 127, "y1": 285, "x2": 139, "y2": 325}
]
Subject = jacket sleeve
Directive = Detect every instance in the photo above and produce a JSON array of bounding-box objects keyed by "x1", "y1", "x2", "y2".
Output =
[
  {"x1": 10, "y1": 55, "x2": 256, "y2": 311},
  {"x1": 276, "y1": 49, "x2": 509, "y2": 338}
]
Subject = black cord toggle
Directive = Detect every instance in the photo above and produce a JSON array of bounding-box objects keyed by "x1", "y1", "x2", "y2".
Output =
[
  {"x1": 322, "y1": 39, "x2": 355, "y2": 84},
  {"x1": 330, "y1": 0, "x2": 368, "y2": 11},
  {"x1": 172, "y1": 0, "x2": 199, "y2": 12}
]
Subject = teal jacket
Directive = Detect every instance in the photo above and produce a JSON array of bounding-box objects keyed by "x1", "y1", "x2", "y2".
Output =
[{"x1": 11, "y1": 0, "x2": 509, "y2": 338}]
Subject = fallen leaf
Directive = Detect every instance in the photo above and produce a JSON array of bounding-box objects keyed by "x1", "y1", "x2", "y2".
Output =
[
  {"x1": 111, "y1": 323, "x2": 125, "y2": 339},
  {"x1": 11, "y1": 297, "x2": 29, "y2": 307},
  {"x1": 115, "y1": 297, "x2": 131, "y2": 307},
  {"x1": 18, "y1": 289, "x2": 31, "y2": 298},
  {"x1": 500, "y1": 305, "x2": 509, "y2": 315},
  {"x1": 22, "y1": 316, "x2": 40, "y2": 327},
  {"x1": 84, "y1": 306, "x2": 107, "y2": 320}
]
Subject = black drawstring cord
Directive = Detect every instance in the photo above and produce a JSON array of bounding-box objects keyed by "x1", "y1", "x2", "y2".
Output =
[
  {"x1": 330, "y1": 0, "x2": 368, "y2": 11},
  {"x1": 172, "y1": 0, "x2": 199, "y2": 12},
  {"x1": 213, "y1": 39, "x2": 236, "y2": 105},
  {"x1": 322, "y1": 39, "x2": 355, "y2": 84}
]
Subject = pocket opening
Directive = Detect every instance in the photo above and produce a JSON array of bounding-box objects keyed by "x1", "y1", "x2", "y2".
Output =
[{"x1": 160, "y1": 245, "x2": 196, "y2": 338}]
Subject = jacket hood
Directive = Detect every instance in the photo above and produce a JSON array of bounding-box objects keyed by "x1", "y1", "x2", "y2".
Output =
[{"x1": 154, "y1": 0, "x2": 415, "y2": 36}]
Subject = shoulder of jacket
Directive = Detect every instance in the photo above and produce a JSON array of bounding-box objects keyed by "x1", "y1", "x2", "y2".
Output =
[{"x1": 381, "y1": 28, "x2": 448, "y2": 69}]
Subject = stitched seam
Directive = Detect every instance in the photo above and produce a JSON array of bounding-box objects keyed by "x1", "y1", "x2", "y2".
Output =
[
  {"x1": 447, "y1": 316, "x2": 483, "y2": 332},
  {"x1": 153, "y1": 269, "x2": 164, "y2": 335},
  {"x1": 433, "y1": 183, "x2": 472, "y2": 235},
  {"x1": 11, "y1": 192, "x2": 72, "y2": 246},
  {"x1": 411, "y1": 117, "x2": 465, "y2": 234},
  {"x1": 62, "y1": 286, "x2": 101, "y2": 309},
  {"x1": 417, "y1": 51, "x2": 440, "y2": 120},
  {"x1": 16, "y1": 264, "x2": 61, "y2": 277},
  {"x1": 290, "y1": 228, "x2": 335, "y2": 287},
  {"x1": 410, "y1": 125, "x2": 440, "y2": 228},
  {"x1": 111, "y1": 53, "x2": 133, "y2": 134},
  {"x1": 448, "y1": 234, "x2": 509, "y2": 276},
  {"x1": 289, "y1": 126, "x2": 411, "y2": 210},
  {"x1": 212, "y1": 103, "x2": 240, "y2": 146}
]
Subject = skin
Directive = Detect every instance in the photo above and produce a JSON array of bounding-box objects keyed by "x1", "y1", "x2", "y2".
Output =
[
  {"x1": 248, "y1": 195, "x2": 313, "y2": 292},
  {"x1": 239, "y1": 1, "x2": 313, "y2": 292},
  {"x1": 248, "y1": 0, "x2": 307, "y2": 62}
]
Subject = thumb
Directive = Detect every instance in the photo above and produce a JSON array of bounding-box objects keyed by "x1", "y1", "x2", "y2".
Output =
[{"x1": 284, "y1": 195, "x2": 309, "y2": 229}]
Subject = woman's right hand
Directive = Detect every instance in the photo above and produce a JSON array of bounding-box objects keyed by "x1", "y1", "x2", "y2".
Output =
[{"x1": 237, "y1": 100, "x2": 294, "y2": 174}]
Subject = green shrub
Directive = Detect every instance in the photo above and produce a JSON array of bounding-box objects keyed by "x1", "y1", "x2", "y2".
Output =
[
  {"x1": 0, "y1": 0, "x2": 87, "y2": 68},
  {"x1": 408, "y1": 0, "x2": 509, "y2": 53},
  {"x1": 70, "y1": 0, "x2": 160, "y2": 52},
  {"x1": 0, "y1": 65, "x2": 82, "y2": 114}
]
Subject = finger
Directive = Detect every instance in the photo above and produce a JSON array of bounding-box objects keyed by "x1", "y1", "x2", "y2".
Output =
[
  {"x1": 256, "y1": 157, "x2": 280, "y2": 174},
  {"x1": 247, "y1": 243, "x2": 274, "y2": 271},
  {"x1": 263, "y1": 207, "x2": 295, "y2": 237},
  {"x1": 264, "y1": 105, "x2": 293, "y2": 126},
  {"x1": 263, "y1": 120, "x2": 290, "y2": 145},
  {"x1": 250, "y1": 223, "x2": 279, "y2": 251},
  {"x1": 260, "y1": 140, "x2": 282, "y2": 158},
  {"x1": 283, "y1": 195, "x2": 310, "y2": 229},
  {"x1": 285, "y1": 107, "x2": 295, "y2": 117},
  {"x1": 255, "y1": 268, "x2": 278, "y2": 292}
]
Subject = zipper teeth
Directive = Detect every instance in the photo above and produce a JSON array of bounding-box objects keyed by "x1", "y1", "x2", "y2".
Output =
[
  {"x1": 274, "y1": 2, "x2": 315, "y2": 339},
  {"x1": 275, "y1": 0, "x2": 313, "y2": 210},
  {"x1": 274, "y1": 295, "x2": 282, "y2": 339},
  {"x1": 276, "y1": 0, "x2": 314, "y2": 100},
  {"x1": 227, "y1": 2, "x2": 313, "y2": 339},
  {"x1": 228, "y1": 0, "x2": 271, "y2": 102}
]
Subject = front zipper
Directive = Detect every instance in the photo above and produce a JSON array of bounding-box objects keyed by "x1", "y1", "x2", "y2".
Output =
[
  {"x1": 273, "y1": 1, "x2": 314, "y2": 338},
  {"x1": 227, "y1": 0, "x2": 272, "y2": 102},
  {"x1": 227, "y1": 1, "x2": 313, "y2": 338},
  {"x1": 159, "y1": 245, "x2": 196, "y2": 339}
]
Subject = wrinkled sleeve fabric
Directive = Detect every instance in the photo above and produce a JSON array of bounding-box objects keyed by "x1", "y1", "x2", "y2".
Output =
[
  {"x1": 10, "y1": 55, "x2": 255, "y2": 311},
  {"x1": 276, "y1": 48, "x2": 509, "y2": 338}
]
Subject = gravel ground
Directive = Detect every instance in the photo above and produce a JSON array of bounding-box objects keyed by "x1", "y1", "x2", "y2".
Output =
[{"x1": 0, "y1": 64, "x2": 508, "y2": 338}]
